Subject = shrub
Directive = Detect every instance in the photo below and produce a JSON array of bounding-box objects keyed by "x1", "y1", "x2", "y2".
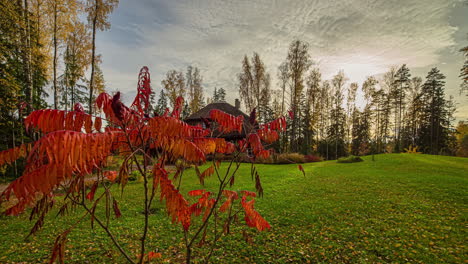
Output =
[
  {"x1": 254, "y1": 155, "x2": 274, "y2": 164},
  {"x1": 337, "y1": 155, "x2": 363, "y2": 163},
  {"x1": 304, "y1": 154, "x2": 322, "y2": 163},
  {"x1": 0, "y1": 66, "x2": 289, "y2": 264},
  {"x1": 275, "y1": 153, "x2": 306, "y2": 164}
]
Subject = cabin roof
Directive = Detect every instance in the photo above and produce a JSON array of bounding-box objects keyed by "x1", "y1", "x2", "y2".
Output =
[
  {"x1": 184, "y1": 102, "x2": 252, "y2": 140},
  {"x1": 184, "y1": 102, "x2": 249, "y2": 121}
]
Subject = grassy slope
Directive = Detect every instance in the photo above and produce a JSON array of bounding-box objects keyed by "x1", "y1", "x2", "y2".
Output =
[{"x1": 0, "y1": 154, "x2": 466, "y2": 263}]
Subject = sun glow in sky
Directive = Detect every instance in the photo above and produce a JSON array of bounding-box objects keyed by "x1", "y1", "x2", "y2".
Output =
[{"x1": 96, "y1": 0, "x2": 468, "y2": 120}]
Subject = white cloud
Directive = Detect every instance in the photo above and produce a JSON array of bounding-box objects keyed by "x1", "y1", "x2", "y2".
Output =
[{"x1": 97, "y1": 0, "x2": 466, "y2": 117}]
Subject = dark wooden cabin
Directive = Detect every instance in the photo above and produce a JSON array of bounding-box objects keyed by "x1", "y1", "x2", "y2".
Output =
[{"x1": 184, "y1": 100, "x2": 251, "y2": 141}]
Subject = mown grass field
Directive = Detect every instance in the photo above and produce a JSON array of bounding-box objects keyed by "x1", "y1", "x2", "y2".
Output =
[{"x1": 0, "y1": 154, "x2": 467, "y2": 263}]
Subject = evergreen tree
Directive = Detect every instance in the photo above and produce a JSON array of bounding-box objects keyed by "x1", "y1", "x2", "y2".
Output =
[
  {"x1": 346, "y1": 82, "x2": 358, "y2": 152},
  {"x1": 213, "y1": 87, "x2": 226, "y2": 102},
  {"x1": 401, "y1": 77, "x2": 423, "y2": 148},
  {"x1": 370, "y1": 88, "x2": 388, "y2": 153},
  {"x1": 392, "y1": 64, "x2": 411, "y2": 151},
  {"x1": 328, "y1": 71, "x2": 347, "y2": 159},
  {"x1": 380, "y1": 68, "x2": 398, "y2": 152},
  {"x1": 1, "y1": 0, "x2": 48, "y2": 178},
  {"x1": 299, "y1": 91, "x2": 313, "y2": 154},
  {"x1": 317, "y1": 81, "x2": 332, "y2": 159},
  {"x1": 460, "y1": 46, "x2": 468, "y2": 95},
  {"x1": 212, "y1": 87, "x2": 218, "y2": 102},
  {"x1": 306, "y1": 68, "x2": 321, "y2": 151},
  {"x1": 351, "y1": 108, "x2": 371, "y2": 155},
  {"x1": 283, "y1": 40, "x2": 312, "y2": 152},
  {"x1": 182, "y1": 102, "x2": 191, "y2": 119},
  {"x1": 154, "y1": 90, "x2": 168, "y2": 116},
  {"x1": 418, "y1": 68, "x2": 453, "y2": 154}
]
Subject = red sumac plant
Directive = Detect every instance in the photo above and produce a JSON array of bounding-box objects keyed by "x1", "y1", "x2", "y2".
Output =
[{"x1": 0, "y1": 67, "x2": 287, "y2": 264}]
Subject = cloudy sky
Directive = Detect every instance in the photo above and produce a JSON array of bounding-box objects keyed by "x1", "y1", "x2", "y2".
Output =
[{"x1": 96, "y1": 0, "x2": 468, "y2": 121}]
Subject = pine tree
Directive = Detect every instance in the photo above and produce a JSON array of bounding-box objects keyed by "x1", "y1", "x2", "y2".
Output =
[
  {"x1": 328, "y1": 71, "x2": 347, "y2": 159},
  {"x1": 393, "y1": 64, "x2": 411, "y2": 151},
  {"x1": 418, "y1": 68, "x2": 453, "y2": 154},
  {"x1": 351, "y1": 108, "x2": 371, "y2": 155},
  {"x1": 317, "y1": 81, "x2": 332, "y2": 159},
  {"x1": 401, "y1": 77, "x2": 423, "y2": 148},
  {"x1": 212, "y1": 87, "x2": 218, "y2": 102},
  {"x1": 1, "y1": 0, "x2": 48, "y2": 177},
  {"x1": 276, "y1": 62, "x2": 289, "y2": 152},
  {"x1": 283, "y1": 40, "x2": 312, "y2": 152},
  {"x1": 214, "y1": 87, "x2": 226, "y2": 102},
  {"x1": 306, "y1": 68, "x2": 321, "y2": 151},
  {"x1": 154, "y1": 90, "x2": 168, "y2": 116},
  {"x1": 460, "y1": 46, "x2": 467, "y2": 95},
  {"x1": 381, "y1": 67, "x2": 398, "y2": 152},
  {"x1": 346, "y1": 82, "x2": 358, "y2": 152}
]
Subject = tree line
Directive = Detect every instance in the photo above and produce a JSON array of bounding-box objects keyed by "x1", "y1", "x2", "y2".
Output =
[
  {"x1": 152, "y1": 39, "x2": 467, "y2": 158},
  {"x1": 236, "y1": 40, "x2": 467, "y2": 158},
  {"x1": 1, "y1": 0, "x2": 118, "y2": 177},
  {"x1": 1, "y1": 0, "x2": 467, "y2": 163}
]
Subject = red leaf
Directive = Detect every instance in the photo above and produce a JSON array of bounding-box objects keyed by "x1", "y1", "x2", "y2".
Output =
[
  {"x1": 171, "y1": 96, "x2": 184, "y2": 118},
  {"x1": 148, "y1": 251, "x2": 162, "y2": 260},
  {"x1": 298, "y1": 164, "x2": 305, "y2": 177},
  {"x1": 105, "y1": 171, "x2": 117, "y2": 182},
  {"x1": 86, "y1": 181, "x2": 98, "y2": 201},
  {"x1": 131, "y1": 66, "x2": 152, "y2": 114},
  {"x1": 241, "y1": 190, "x2": 256, "y2": 198},
  {"x1": 113, "y1": 198, "x2": 122, "y2": 218},
  {"x1": 74, "y1": 103, "x2": 84, "y2": 113},
  {"x1": 241, "y1": 196, "x2": 270, "y2": 231},
  {"x1": 209, "y1": 109, "x2": 243, "y2": 133},
  {"x1": 153, "y1": 164, "x2": 191, "y2": 230},
  {"x1": 94, "y1": 117, "x2": 102, "y2": 132},
  {"x1": 188, "y1": 190, "x2": 205, "y2": 196}
]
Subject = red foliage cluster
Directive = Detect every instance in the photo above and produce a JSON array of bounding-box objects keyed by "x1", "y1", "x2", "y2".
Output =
[
  {"x1": 304, "y1": 154, "x2": 322, "y2": 162},
  {"x1": 261, "y1": 117, "x2": 287, "y2": 132},
  {"x1": 171, "y1": 96, "x2": 184, "y2": 119},
  {"x1": 257, "y1": 128, "x2": 279, "y2": 143},
  {"x1": 298, "y1": 164, "x2": 305, "y2": 177},
  {"x1": 209, "y1": 109, "x2": 243, "y2": 133},
  {"x1": 0, "y1": 143, "x2": 30, "y2": 166},
  {"x1": 1, "y1": 131, "x2": 115, "y2": 215},
  {"x1": 241, "y1": 195, "x2": 271, "y2": 231},
  {"x1": 153, "y1": 165, "x2": 191, "y2": 230},
  {"x1": 188, "y1": 190, "x2": 215, "y2": 221},
  {"x1": 24, "y1": 108, "x2": 98, "y2": 134},
  {"x1": 219, "y1": 190, "x2": 238, "y2": 212},
  {"x1": 131, "y1": 66, "x2": 151, "y2": 114},
  {"x1": 246, "y1": 134, "x2": 270, "y2": 158},
  {"x1": 0, "y1": 66, "x2": 289, "y2": 263}
]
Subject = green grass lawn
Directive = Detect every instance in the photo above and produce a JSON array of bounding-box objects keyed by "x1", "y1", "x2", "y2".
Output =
[{"x1": 0, "y1": 154, "x2": 467, "y2": 263}]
